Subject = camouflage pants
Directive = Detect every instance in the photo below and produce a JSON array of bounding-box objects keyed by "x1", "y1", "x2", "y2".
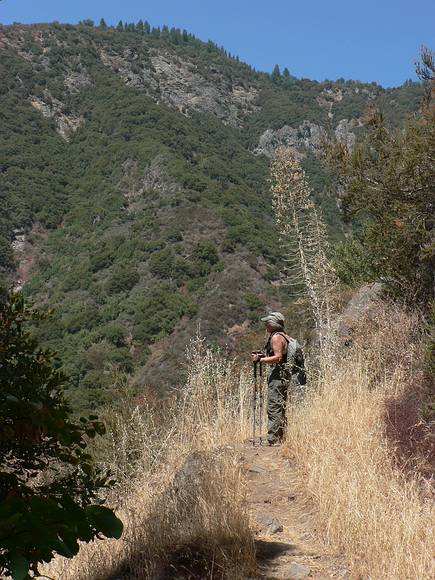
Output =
[{"x1": 267, "y1": 367, "x2": 290, "y2": 444}]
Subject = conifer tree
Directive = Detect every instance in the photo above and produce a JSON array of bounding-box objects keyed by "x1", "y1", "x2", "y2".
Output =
[
  {"x1": 99, "y1": 18, "x2": 107, "y2": 29},
  {"x1": 271, "y1": 64, "x2": 281, "y2": 81},
  {"x1": 170, "y1": 27, "x2": 181, "y2": 44},
  {"x1": 323, "y1": 49, "x2": 434, "y2": 305},
  {"x1": 283, "y1": 67, "x2": 291, "y2": 78}
]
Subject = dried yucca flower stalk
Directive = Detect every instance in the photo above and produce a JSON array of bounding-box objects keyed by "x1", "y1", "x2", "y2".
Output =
[{"x1": 270, "y1": 147, "x2": 337, "y2": 359}]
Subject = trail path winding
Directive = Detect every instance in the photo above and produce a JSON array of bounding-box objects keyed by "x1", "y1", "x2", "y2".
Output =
[{"x1": 242, "y1": 443, "x2": 349, "y2": 579}]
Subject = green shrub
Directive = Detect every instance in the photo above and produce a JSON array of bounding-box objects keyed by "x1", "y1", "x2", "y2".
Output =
[
  {"x1": 149, "y1": 248, "x2": 174, "y2": 279},
  {"x1": 332, "y1": 238, "x2": 374, "y2": 286},
  {"x1": 101, "y1": 323, "x2": 126, "y2": 346},
  {"x1": 245, "y1": 292, "x2": 264, "y2": 320},
  {"x1": 62, "y1": 301, "x2": 101, "y2": 334},
  {"x1": 0, "y1": 237, "x2": 14, "y2": 271},
  {"x1": 105, "y1": 264, "x2": 139, "y2": 294},
  {"x1": 133, "y1": 284, "x2": 196, "y2": 343},
  {"x1": 90, "y1": 246, "x2": 114, "y2": 272},
  {"x1": 193, "y1": 240, "x2": 219, "y2": 265},
  {"x1": 0, "y1": 293, "x2": 122, "y2": 579},
  {"x1": 84, "y1": 341, "x2": 132, "y2": 371}
]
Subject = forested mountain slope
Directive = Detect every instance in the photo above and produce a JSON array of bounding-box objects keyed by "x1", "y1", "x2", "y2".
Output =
[{"x1": 0, "y1": 21, "x2": 424, "y2": 409}]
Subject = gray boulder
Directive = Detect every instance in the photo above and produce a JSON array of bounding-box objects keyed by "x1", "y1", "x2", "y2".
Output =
[
  {"x1": 256, "y1": 513, "x2": 283, "y2": 534},
  {"x1": 287, "y1": 562, "x2": 311, "y2": 578}
]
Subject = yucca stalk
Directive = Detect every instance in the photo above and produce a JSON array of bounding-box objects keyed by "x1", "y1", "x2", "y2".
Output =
[{"x1": 270, "y1": 147, "x2": 337, "y2": 360}]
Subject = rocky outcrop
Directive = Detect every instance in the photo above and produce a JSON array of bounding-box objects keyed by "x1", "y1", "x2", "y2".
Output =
[
  {"x1": 334, "y1": 118, "x2": 360, "y2": 150},
  {"x1": 30, "y1": 94, "x2": 84, "y2": 141},
  {"x1": 334, "y1": 282, "x2": 384, "y2": 343},
  {"x1": 99, "y1": 47, "x2": 158, "y2": 93},
  {"x1": 316, "y1": 87, "x2": 343, "y2": 119},
  {"x1": 150, "y1": 50, "x2": 258, "y2": 126},
  {"x1": 11, "y1": 224, "x2": 47, "y2": 291},
  {"x1": 255, "y1": 117, "x2": 360, "y2": 158},
  {"x1": 120, "y1": 156, "x2": 181, "y2": 213},
  {"x1": 63, "y1": 69, "x2": 92, "y2": 93},
  {"x1": 255, "y1": 121, "x2": 327, "y2": 158},
  {"x1": 100, "y1": 46, "x2": 259, "y2": 127},
  {"x1": 316, "y1": 85, "x2": 377, "y2": 119}
]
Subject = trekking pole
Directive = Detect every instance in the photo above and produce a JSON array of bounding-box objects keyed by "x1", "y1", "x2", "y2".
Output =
[
  {"x1": 258, "y1": 360, "x2": 263, "y2": 445},
  {"x1": 252, "y1": 360, "x2": 257, "y2": 446}
]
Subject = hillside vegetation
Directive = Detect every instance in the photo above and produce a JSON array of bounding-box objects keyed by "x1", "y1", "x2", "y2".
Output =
[{"x1": 0, "y1": 21, "x2": 425, "y2": 409}]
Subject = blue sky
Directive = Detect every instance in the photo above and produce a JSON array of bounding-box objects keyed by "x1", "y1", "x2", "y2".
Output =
[{"x1": 1, "y1": 0, "x2": 433, "y2": 87}]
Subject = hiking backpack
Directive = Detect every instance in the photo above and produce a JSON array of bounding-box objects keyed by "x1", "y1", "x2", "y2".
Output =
[{"x1": 266, "y1": 332, "x2": 307, "y2": 385}]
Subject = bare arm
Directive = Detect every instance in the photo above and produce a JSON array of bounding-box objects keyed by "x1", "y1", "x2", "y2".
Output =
[{"x1": 252, "y1": 335, "x2": 286, "y2": 365}]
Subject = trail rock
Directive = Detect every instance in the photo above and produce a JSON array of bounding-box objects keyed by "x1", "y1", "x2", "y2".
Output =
[
  {"x1": 173, "y1": 451, "x2": 209, "y2": 491},
  {"x1": 257, "y1": 513, "x2": 283, "y2": 534},
  {"x1": 287, "y1": 562, "x2": 311, "y2": 578},
  {"x1": 249, "y1": 464, "x2": 267, "y2": 474}
]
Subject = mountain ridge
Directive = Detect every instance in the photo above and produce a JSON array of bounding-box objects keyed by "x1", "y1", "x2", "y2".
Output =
[{"x1": 0, "y1": 21, "x2": 425, "y2": 408}]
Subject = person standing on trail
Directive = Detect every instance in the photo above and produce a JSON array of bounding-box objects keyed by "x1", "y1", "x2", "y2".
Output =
[{"x1": 251, "y1": 312, "x2": 305, "y2": 445}]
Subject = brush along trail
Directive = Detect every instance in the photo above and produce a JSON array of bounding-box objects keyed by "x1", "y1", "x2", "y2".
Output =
[{"x1": 241, "y1": 443, "x2": 349, "y2": 579}]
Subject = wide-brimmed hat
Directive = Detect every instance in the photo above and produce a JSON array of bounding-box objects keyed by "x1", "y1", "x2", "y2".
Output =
[{"x1": 260, "y1": 311, "x2": 285, "y2": 328}]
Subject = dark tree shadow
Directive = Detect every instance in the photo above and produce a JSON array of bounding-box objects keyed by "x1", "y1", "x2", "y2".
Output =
[{"x1": 255, "y1": 539, "x2": 297, "y2": 563}]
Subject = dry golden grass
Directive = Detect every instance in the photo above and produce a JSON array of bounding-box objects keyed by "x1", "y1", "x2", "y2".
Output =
[
  {"x1": 42, "y1": 337, "x2": 256, "y2": 580},
  {"x1": 284, "y1": 304, "x2": 434, "y2": 580},
  {"x1": 42, "y1": 303, "x2": 434, "y2": 580}
]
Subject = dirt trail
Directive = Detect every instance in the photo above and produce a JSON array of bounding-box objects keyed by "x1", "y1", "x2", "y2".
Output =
[{"x1": 241, "y1": 443, "x2": 349, "y2": 579}]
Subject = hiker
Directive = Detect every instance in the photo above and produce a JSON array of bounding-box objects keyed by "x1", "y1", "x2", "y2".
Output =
[{"x1": 251, "y1": 312, "x2": 305, "y2": 445}]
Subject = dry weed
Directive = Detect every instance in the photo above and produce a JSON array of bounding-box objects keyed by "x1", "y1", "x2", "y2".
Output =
[
  {"x1": 284, "y1": 304, "x2": 434, "y2": 579},
  {"x1": 41, "y1": 339, "x2": 256, "y2": 579}
]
